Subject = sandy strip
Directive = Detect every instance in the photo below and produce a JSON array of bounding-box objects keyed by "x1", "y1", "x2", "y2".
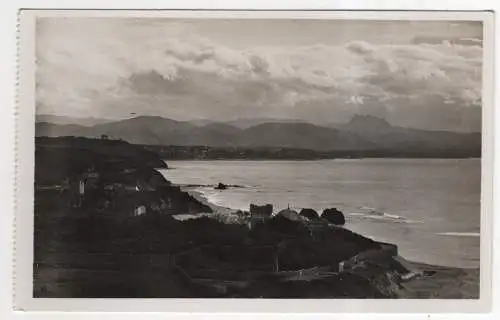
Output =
[
  {"x1": 185, "y1": 187, "x2": 235, "y2": 213},
  {"x1": 394, "y1": 256, "x2": 479, "y2": 299}
]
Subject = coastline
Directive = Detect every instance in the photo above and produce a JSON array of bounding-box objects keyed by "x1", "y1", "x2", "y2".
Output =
[
  {"x1": 182, "y1": 186, "x2": 234, "y2": 212},
  {"x1": 180, "y1": 184, "x2": 480, "y2": 299},
  {"x1": 175, "y1": 186, "x2": 236, "y2": 217},
  {"x1": 394, "y1": 256, "x2": 480, "y2": 299},
  {"x1": 33, "y1": 137, "x2": 480, "y2": 299}
]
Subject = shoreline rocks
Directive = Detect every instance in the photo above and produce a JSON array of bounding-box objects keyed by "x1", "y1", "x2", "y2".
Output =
[
  {"x1": 299, "y1": 208, "x2": 320, "y2": 220},
  {"x1": 321, "y1": 208, "x2": 346, "y2": 225},
  {"x1": 214, "y1": 182, "x2": 228, "y2": 190}
]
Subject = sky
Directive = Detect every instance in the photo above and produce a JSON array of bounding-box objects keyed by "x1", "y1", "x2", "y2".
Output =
[{"x1": 36, "y1": 18, "x2": 483, "y2": 131}]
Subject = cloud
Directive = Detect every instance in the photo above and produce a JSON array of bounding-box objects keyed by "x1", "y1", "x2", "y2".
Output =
[
  {"x1": 412, "y1": 35, "x2": 483, "y2": 46},
  {"x1": 36, "y1": 18, "x2": 483, "y2": 131}
]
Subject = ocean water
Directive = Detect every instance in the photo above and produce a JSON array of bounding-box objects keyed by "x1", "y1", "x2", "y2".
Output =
[{"x1": 160, "y1": 159, "x2": 481, "y2": 268}]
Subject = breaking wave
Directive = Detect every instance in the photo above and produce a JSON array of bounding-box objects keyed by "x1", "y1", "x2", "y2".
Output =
[
  {"x1": 348, "y1": 210, "x2": 424, "y2": 224},
  {"x1": 435, "y1": 232, "x2": 480, "y2": 237}
]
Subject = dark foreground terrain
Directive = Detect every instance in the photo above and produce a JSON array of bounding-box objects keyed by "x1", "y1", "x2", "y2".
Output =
[{"x1": 33, "y1": 137, "x2": 479, "y2": 298}]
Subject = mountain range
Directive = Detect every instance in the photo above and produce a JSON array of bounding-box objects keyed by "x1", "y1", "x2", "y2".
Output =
[
  {"x1": 35, "y1": 115, "x2": 481, "y2": 155},
  {"x1": 35, "y1": 115, "x2": 113, "y2": 127}
]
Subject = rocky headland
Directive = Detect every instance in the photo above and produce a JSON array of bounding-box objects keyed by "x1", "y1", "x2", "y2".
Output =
[{"x1": 33, "y1": 137, "x2": 478, "y2": 298}]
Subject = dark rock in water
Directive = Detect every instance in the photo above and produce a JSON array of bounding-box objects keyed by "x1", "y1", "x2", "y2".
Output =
[
  {"x1": 423, "y1": 270, "x2": 436, "y2": 277},
  {"x1": 214, "y1": 182, "x2": 228, "y2": 190},
  {"x1": 184, "y1": 184, "x2": 209, "y2": 188},
  {"x1": 229, "y1": 184, "x2": 245, "y2": 188},
  {"x1": 299, "y1": 208, "x2": 319, "y2": 220},
  {"x1": 322, "y1": 208, "x2": 346, "y2": 225},
  {"x1": 250, "y1": 203, "x2": 273, "y2": 216}
]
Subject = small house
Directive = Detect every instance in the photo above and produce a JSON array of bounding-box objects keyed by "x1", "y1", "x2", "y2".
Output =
[
  {"x1": 338, "y1": 261, "x2": 345, "y2": 272},
  {"x1": 250, "y1": 204, "x2": 273, "y2": 216},
  {"x1": 247, "y1": 203, "x2": 273, "y2": 229},
  {"x1": 82, "y1": 167, "x2": 100, "y2": 189},
  {"x1": 69, "y1": 175, "x2": 86, "y2": 208},
  {"x1": 78, "y1": 180, "x2": 85, "y2": 195},
  {"x1": 134, "y1": 205, "x2": 147, "y2": 216}
]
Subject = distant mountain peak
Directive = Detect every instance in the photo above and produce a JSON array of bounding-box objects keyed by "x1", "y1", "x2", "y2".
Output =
[
  {"x1": 35, "y1": 114, "x2": 113, "y2": 127},
  {"x1": 118, "y1": 115, "x2": 191, "y2": 126},
  {"x1": 348, "y1": 114, "x2": 391, "y2": 125},
  {"x1": 128, "y1": 115, "x2": 169, "y2": 121},
  {"x1": 344, "y1": 115, "x2": 393, "y2": 130}
]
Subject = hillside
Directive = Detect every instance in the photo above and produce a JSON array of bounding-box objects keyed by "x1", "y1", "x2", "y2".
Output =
[
  {"x1": 341, "y1": 115, "x2": 481, "y2": 153},
  {"x1": 36, "y1": 122, "x2": 88, "y2": 137},
  {"x1": 33, "y1": 136, "x2": 395, "y2": 298},
  {"x1": 36, "y1": 114, "x2": 112, "y2": 126},
  {"x1": 35, "y1": 115, "x2": 481, "y2": 157},
  {"x1": 234, "y1": 122, "x2": 374, "y2": 151},
  {"x1": 35, "y1": 117, "x2": 372, "y2": 150}
]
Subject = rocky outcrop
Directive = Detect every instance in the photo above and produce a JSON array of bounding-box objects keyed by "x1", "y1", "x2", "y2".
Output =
[
  {"x1": 276, "y1": 208, "x2": 305, "y2": 222},
  {"x1": 36, "y1": 136, "x2": 167, "y2": 170},
  {"x1": 267, "y1": 213, "x2": 309, "y2": 237},
  {"x1": 214, "y1": 182, "x2": 228, "y2": 190},
  {"x1": 299, "y1": 208, "x2": 320, "y2": 220},
  {"x1": 35, "y1": 136, "x2": 210, "y2": 216},
  {"x1": 321, "y1": 208, "x2": 346, "y2": 225}
]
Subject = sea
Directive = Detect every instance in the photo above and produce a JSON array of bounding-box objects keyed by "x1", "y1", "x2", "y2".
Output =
[{"x1": 159, "y1": 158, "x2": 481, "y2": 269}]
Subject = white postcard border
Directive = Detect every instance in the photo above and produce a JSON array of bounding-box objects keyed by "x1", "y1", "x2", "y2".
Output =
[{"x1": 13, "y1": 8, "x2": 495, "y2": 314}]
